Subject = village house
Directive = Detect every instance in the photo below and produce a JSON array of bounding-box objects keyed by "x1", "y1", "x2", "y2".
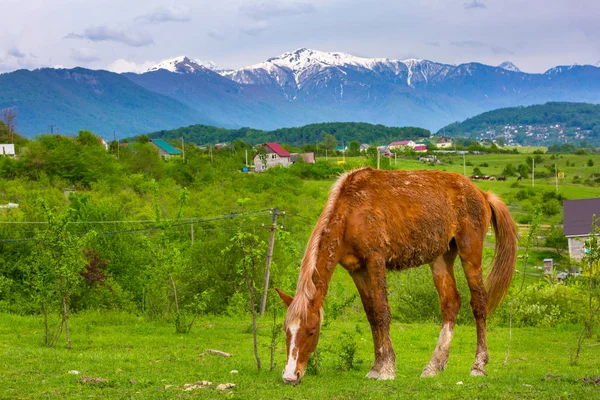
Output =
[
  {"x1": 414, "y1": 145, "x2": 428, "y2": 153},
  {"x1": 254, "y1": 143, "x2": 291, "y2": 172},
  {"x1": 360, "y1": 144, "x2": 370, "y2": 152},
  {"x1": 0, "y1": 144, "x2": 15, "y2": 157},
  {"x1": 389, "y1": 140, "x2": 416, "y2": 150},
  {"x1": 436, "y1": 137, "x2": 453, "y2": 148},
  {"x1": 150, "y1": 139, "x2": 182, "y2": 158},
  {"x1": 563, "y1": 198, "x2": 600, "y2": 261},
  {"x1": 291, "y1": 152, "x2": 315, "y2": 164},
  {"x1": 99, "y1": 137, "x2": 109, "y2": 151}
]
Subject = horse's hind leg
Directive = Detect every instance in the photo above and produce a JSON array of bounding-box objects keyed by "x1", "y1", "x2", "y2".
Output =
[
  {"x1": 457, "y1": 236, "x2": 489, "y2": 376},
  {"x1": 349, "y1": 254, "x2": 395, "y2": 380},
  {"x1": 421, "y1": 246, "x2": 460, "y2": 378}
]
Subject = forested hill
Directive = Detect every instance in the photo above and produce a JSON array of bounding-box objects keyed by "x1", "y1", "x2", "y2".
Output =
[
  {"x1": 438, "y1": 102, "x2": 600, "y2": 145},
  {"x1": 146, "y1": 122, "x2": 430, "y2": 146}
]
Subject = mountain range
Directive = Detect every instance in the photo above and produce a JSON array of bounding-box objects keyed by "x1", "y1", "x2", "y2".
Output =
[{"x1": 2, "y1": 48, "x2": 600, "y2": 138}]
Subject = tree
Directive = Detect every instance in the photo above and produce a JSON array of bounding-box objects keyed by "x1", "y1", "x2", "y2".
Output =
[
  {"x1": 349, "y1": 140, "x2": 360, "y2": 156},
  {"x1": 32, "y1": 201, "x2": 95, "y2": 348},
  {"x1": 323, "y1": 134, "x2": 337, "y2": 151},
  {"x1": 501, "y1": 163, "x2": 517, "y2": 177},
  {"x1": 588, "y1": 159, "x2": 594, "y2": 167},
  {"x1": 2, "y1": 107, "x2": 16, "y2": 143},
  {"x1": 76, "y1": 130, "x2": 101, "y2": 147}
]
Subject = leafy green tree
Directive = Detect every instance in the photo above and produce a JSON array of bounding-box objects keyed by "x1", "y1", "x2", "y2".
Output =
[
  {"x1": 588, "y1": 159, "x2": 594, "y2": 167},
  {"x1": 349, "y1": 140, "x2": 360, "y2": 156},
  {"x1": 137, "y1": 134, "x2": 150, "y2": 144},
  {"x1": 76, "y1": 130, "x2": 101, "y2": 147},
  {"x1": 31, "y1": 201, "x2": 95, "y2": 348},
  {"x1": 518, "y1": 164, "x2": 530, "y2": 179},
  {"x1": 323, "y1": 134, "x2": 337, "y2": 151}
]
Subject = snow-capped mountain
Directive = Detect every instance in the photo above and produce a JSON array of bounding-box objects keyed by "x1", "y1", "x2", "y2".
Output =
[
  {"x1": 4, "y1": 47, "x2": 600, "y2": 136},
  {"x1": 147, "y1": 56, "x2": 218, "y2": 74},
  {"x1": 498, "y1": 61, "x2": 520, "y2": 72},
  {"x1": 221, "y1": 48, "x2": 453, "y2": 90}
]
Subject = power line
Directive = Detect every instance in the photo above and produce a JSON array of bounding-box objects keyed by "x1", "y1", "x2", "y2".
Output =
[{"x1": 0, "y1": 209, "x2": 275, "y2": 243}]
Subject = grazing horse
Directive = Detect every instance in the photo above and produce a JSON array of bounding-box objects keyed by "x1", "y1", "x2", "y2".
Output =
[{"x1": 276, "y1": 167, "x2": 517, "y2": 384}]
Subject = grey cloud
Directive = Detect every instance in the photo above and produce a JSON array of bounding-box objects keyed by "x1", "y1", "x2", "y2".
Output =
[
  {"x1": 207, "y1": 30, "x2": 226, "y2": 40},
  {"x1": 463, "y1": 0, "x2": 486, "y2": 9},
  {"x1": 7, "y1": 47, "x2": 26, "y2": 58},
  {"x1": 65, "y1": 26, "x2": 153, "y2": 47},
  {"x1": 240, "y1": 20, "x2": 270, "y2": 36},
  {"x1": 71, "y1": 48, "x2": 100, "y2": 63},
  {"x1": 240, "y1": 1, "x2": 316, "y2": 21},
  {"x1": 451, "y1": 41, "x2": 514, "y2": 56},
  {"x1": 136, "y1": 5, "x2": 191, "y2": 24}
]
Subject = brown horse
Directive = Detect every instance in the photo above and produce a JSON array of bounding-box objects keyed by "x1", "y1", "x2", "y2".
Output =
[{"x1": 276, "y1": 167, "x2": 517, "y2": 384}]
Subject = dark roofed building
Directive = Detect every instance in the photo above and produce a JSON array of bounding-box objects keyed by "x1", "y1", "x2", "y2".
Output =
[
  {"x1": 563, "y1": 198, "x2": 600, "y2": 261},
  {"x1": 150, "y1": 139, "x2": 182, "y2": 157}
]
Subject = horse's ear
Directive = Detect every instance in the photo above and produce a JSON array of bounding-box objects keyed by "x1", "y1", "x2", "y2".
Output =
[{"x1": 275, "y1": 288, "x2": 293, "y2": 307}]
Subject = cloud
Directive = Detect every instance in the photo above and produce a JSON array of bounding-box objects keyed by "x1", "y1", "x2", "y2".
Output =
[
  {"x1": 7, "y1": 47, "x2": 26, "y2": 58},
  {"x1": 136, "y1": 5, "x2": 191, "y2": 24},
  {"x1": 70, "y1": 48, "x2": 100, "y2": 63},
  {"x1": 106, "y1": 58, "x2": 157, "y2": 73},
  {"x1": 424, "y1": 41, "x2": 440, "y2": 47},
  {"x1": 65, "y1": 25, "x2": 153, "y2": 47},
  {"x1": 240, "y1": 1, "x2": 316, "y2": 20},
  {"x1": 450, "y1": 40, "x2": 514, "y2": 56},
  {"x1": 207, "y1": 30, "x2": 226, "y2": 40},
  {"x1": 463, "y1": 0, "x2": 486, "y2": 9},
  {"x1": 240, "y1": 20, "x2": 271, "y2": 36}
]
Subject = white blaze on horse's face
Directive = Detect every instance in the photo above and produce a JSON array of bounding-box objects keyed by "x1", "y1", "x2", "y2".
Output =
[
  {"x1": 282, "y1": 322, "x2": 300, "y2": 383},
  {"x1": 281, "y1": 313, "x2": 321, "y2": 384}
]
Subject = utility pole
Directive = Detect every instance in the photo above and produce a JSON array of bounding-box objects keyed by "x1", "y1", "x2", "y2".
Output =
[
  {"x1": 190, "y1": 218, "x2": 194, "y2": 245},
  {"x1": 245, "y1": 149, "x2": 248, "y2": 167},
  {"x1": 48, "y1": 124, "x2": 56, "y2": 134},
  {"x1": 326, "y1": 148, "x2": 328, "y2": 161},
  {"x1": 181, "y1": 138, "x2": 185, "y2": 162},
  {"x1": 114, "y1": 130, "x2": 119, "y2": 159},
  {"x1": 532, "y1": 158, "x2": 535, "y2": 188},
  {"x1": 209, "y1": 146, "x2": 213, "y2": 164},
  {"x1": 377, "y1": 149, "x2": 380, "y2": 170},
  {"x1": 555, "y1": 163, "x2": 558, "y2": 192},
  {"x1": 260, "y1": 208, "x2": 279, "y2": 316},
  {"x1": 463, "y1": 153, "x2": 466, "y2": 176}
]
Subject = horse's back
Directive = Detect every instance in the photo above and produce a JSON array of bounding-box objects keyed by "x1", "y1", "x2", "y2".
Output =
[{"x1": 338, "y1": 168, "x2": 488, "y2": 268}]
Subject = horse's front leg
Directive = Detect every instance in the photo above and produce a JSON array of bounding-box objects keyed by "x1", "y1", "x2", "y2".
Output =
[{"x1": 349, "y1": 254, "x2": 395, "y2": 380}]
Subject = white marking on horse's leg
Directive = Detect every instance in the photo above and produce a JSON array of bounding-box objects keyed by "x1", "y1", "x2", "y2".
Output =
[
  {"x1": 376, "y1": 360, "x2": 396, "y2": 380},
  {"x1": 421, "y1": 323, "x2": 454, "y2": 378},
  {"x1": 470, "y1": 346, "x2": 489, "y2": 376},
  {"x1": 282, "y1": 323, "x2": 300, "y2": 382}
]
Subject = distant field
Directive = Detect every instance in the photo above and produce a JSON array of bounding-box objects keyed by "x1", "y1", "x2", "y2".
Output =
[
  {"x1": 1, "y1": 312, "x2": 598, "y2": 399},
  {"x1": 504, "y1": 145, "x2": 548, "y2": 153}
]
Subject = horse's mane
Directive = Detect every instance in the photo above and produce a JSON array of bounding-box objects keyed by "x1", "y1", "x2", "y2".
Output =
[{"x1": 285, "y1": 168, "x2": 365, "y2": 327}]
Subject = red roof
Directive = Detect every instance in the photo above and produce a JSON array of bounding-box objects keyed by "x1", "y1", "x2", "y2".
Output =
[
  {"x1": 390, "y1": 140, "x2": 413, "y2": 146},
  {"x1": 414, "y1": 145, "x2": 428, "y2": 151},
  {"x1": 265, "y1": 142, "x2": 290, "y2": 157}
]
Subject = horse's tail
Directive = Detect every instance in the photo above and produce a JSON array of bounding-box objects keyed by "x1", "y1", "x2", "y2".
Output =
[{"x1": 485, "y1": 193, "x2": 518, "y2": 315}]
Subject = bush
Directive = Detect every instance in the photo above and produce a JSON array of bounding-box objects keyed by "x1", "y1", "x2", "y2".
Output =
[
  {"x1": 495, "y1": 282, "x2": 589, "y2": 327},
  {"x1": 502, "y1": 164, "x2": 517, "y2": 177}
]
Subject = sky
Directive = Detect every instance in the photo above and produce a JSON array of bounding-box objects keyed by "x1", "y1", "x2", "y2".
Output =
[{"x1": 1, "y1": 0, "x2": 600, "y2": 74}]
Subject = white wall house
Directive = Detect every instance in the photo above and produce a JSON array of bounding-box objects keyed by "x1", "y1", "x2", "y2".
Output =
[
  {"x1": 563, "y1": 198, "x2": 600, "y2": 261},
  {"x1": 254, "y1": 143, "x2": 292, "y2": 172},
  {"x1": 0, "y1": 144, "x2": 15, "y2": 157}
]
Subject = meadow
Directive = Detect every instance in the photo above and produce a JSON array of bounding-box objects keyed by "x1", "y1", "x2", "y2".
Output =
[{"x1": 1, "y1": 135, "x2": 599, "y2": 399}]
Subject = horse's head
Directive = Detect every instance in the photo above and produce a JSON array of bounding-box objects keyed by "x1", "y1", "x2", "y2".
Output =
[{"x1": 275, "y1": 288, "x2": 323, "y2": 385}]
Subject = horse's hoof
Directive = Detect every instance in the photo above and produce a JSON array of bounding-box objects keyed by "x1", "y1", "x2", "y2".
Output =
[
  {"x1": 470, "y1": 368, "x2": 486, "y2": 377},
  {"x1": 366, "y1": 370, "x2": 380, "y2": 379},
  {"x1": 420, "y1": 368, "x2": 438, "y2": 378},
  {"x1": 377, "y1": 372, "x2": 395, "y2": 380}
]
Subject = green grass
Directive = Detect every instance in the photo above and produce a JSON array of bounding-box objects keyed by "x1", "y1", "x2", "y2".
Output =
[{"x1": 1, "y1": 312, "x2": 598, "y2": 399}]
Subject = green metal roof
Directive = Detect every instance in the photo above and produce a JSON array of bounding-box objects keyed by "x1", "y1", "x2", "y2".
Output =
[{"x1": 151, "y1": 139, "x2": 181, "y2": 155}]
